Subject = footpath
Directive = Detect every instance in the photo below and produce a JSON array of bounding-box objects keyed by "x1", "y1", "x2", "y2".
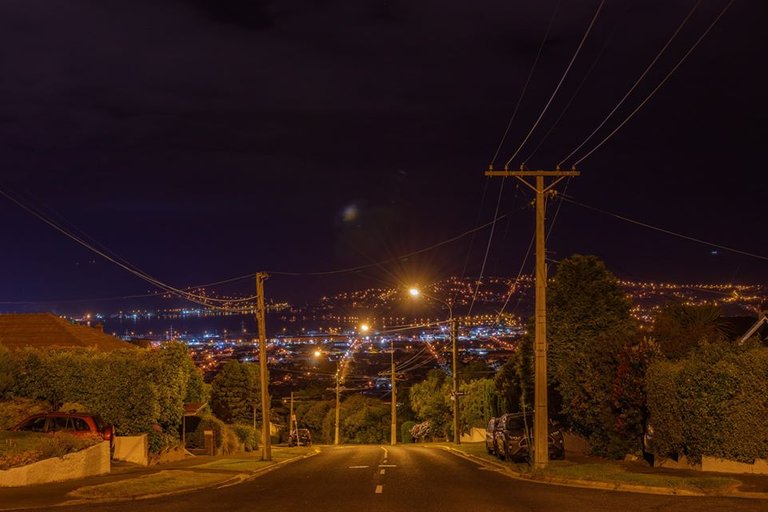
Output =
[
  {"x1": 438, "y1": 442, "x2": 768, "y2": 500},
  {"x1": 0, "y1": 446, "x2": 317, "y2": 511},
  {"x1": 2, "y1": 443, "x2": 767, "y2": 509}
]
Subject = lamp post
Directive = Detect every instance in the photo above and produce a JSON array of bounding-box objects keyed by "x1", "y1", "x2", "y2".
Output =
[{"x1": 409, "y1": 288, "x2": 461, "y2": 444}]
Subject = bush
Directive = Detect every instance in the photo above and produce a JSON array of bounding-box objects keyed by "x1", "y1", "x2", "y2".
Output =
[
  {"x1": 232, "y1": 423, "x2": 259, "y2": 452},
  {"x1": 0, "y1": 432, "x2": 102, "y2": 470},
  {"x1": 401, "y1": 421, "x2": 416, "y2": 444},
  {"x1": 646, "y1": 343, "x2": 768, "y2": 463},
  {"x1": 187, "y1": 415, "x2": 243, "y2": 454},
  {"x1": 0, "y1": 398, "x2": 50, "y2": 430},
  {"x1": 6, "y1": 342, "x2": 200, "y2": 451},
  {"x1": 148, "y1": 430, "x2": 180, "y2": 456}
]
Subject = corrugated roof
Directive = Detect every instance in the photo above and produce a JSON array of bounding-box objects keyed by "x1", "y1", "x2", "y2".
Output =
[{"x1": 0, "y1": 313, "x2": 136, "y2": 351}]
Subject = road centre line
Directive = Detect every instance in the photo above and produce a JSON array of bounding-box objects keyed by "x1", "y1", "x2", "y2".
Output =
[
  {"x1": 375, "y1": 485, "x2": 383, "y2": 494},
  {"x1": 380, "y1": 469, "x2": 385, "y2": 475}
]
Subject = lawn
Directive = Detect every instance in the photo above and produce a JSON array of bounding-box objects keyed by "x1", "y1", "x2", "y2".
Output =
[{"x1": 68, "y1": 470, "x2": 232, "y2": 499}]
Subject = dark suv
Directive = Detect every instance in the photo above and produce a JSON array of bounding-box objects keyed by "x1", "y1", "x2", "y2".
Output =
[
  {"x1": 288, "y1": 428, "x2": 312, "y2": 447},
  {"x1": 12, "y1": 412, "x2": 114, "y2": 445},
  {"x1": 496, "y1": 412, "x2": 564, "y2": 462}
]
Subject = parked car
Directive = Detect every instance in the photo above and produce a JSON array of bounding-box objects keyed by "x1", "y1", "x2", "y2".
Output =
[
  {"x1": 496, "y1": 412, "x2": 564, "y2": 462},
  {"x1": 485, "y1": 417, "x2": 501, "y2": 455},
  {"x1": 288, "y1": 428, "x2": 312, "y2": 447},
  {"x1": 11, "y1": 412, "x2": 114, "y2": 445}
]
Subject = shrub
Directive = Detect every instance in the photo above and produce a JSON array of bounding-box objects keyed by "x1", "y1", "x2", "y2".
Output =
[
  {"x1": 232, "y1": 423, "x2": 259, "y2": 452},
  {"x1": 401, "y1": 421, "x2": 416, "y2": 444},
  {"x1": 0, "y1": 398, "x2": 50, "y2": 430},
  {"x1": 187, "y1": 415, "x2": 243, "y2": 454},
  {"x1": 646, "y1": 343, "x2": 768, "y2": 463},
  {"x1": 36, "y1": 432, "x2": 102, "y2": 459},
  {"x1": 6, "y1": 342, "x2": 200, "y2": 452}
]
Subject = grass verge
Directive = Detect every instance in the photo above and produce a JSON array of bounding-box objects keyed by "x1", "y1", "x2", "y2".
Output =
[
  {"x1": 68, "y1": 470, "x2": 230, "y2": 499},
  {"x1": 443, "y1": 442, "x2": 740, "y2": 494},
  {"x1": 540, "y1": 462, "x2": 739, "y2": 493},
  {"x1": 195, "y1": 446, "x2": 316, "y2": 472}
]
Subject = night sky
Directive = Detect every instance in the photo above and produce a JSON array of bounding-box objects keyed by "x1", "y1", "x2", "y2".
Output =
[{"x1": 0, "y1": 0, "x2": 765, "y2": 311}]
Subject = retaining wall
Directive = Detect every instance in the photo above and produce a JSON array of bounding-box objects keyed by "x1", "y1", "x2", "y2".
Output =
[{"x1": 0, "y1": 441, "x2": 110, "y2": 487}]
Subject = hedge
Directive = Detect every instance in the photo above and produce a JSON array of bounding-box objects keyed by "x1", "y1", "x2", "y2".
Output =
[
  {"x1": 646, "y1": 342, "x2": 768, "y2": 464},
  {"x1": 4, "y1": 342, "x2": 200, "y2": 453}
]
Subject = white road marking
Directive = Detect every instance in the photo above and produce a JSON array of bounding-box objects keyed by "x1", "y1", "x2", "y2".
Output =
[
  {"x1": 380, "y1": 469, "x2": 386, "y2": 475},
  {"x1": 375, "y1": 485, "x2": 383, "y2": 494},
  {"x1": 381, "y1": 446, "x2": 389, "y2": 458},
  {"x1": 378, "y1": 464, "x2": 396, "y2": 468},
  {"x1": 348, "y1": 465, "x2": 369, "y2": 469}
]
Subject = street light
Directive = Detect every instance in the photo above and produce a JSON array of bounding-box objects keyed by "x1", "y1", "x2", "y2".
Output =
[{"x1": 409, "y1": 287, "x2": 461, "y2": 444}]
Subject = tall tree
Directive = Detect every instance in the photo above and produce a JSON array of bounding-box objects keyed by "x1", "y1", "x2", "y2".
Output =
[
  {"x1": 547, "y1": 254, "x2": 637, "y2": 456},
  {"x1": 210, "y1": 360, "x2": 260, "y2": 424}
]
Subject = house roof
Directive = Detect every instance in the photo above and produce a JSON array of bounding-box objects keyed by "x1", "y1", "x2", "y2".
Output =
[{"x1": 0, "y1": 313, "x2": 136, "y2": 351}]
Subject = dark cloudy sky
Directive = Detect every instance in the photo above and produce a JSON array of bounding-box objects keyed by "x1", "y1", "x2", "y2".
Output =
[{"x1": 0, "y1": 0, "x2": 765, "y2": 310}]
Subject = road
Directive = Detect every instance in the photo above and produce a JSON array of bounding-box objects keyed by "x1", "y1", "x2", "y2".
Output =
[{"x1": 56, "y1": 445, "x2": 767, "y2": 512}]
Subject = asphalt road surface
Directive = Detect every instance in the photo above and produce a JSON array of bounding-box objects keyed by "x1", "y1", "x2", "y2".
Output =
[{"x1": 56, "y1": 445, "x2": 767, "y2": 512}]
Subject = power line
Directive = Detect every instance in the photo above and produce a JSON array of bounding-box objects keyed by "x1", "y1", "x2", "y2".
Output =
[
  {"x1": 569, "y1": 0, "x2": 734, "y2": 167},
  {"x1": 0, "y1": 186, "x2": 257, "y2": 309},
  {"x1": 489, "y1": 0, "x2": 561, "y2": 169},
  {"x1": 562, "y1": 195, "x2": 768, "y2": 262},
  {"x1": 558, "y1": 0, "x2": 703, "y2": 167},
  {"x1": 503, "y1": 0, "x2": 607, "y2": 168}
]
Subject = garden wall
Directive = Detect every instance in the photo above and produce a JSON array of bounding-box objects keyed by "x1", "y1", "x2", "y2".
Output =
[{"x1": 0, "y1": 441, "x2": 109, "y2": 487}]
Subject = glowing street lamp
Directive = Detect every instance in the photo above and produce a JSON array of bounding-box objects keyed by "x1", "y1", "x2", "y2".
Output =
[{"x1": 409, "y1": 286, "x2": 461, "y2": 444}]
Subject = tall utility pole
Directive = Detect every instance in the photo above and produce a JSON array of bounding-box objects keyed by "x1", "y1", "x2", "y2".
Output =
[
  {"x1": 256, "y1": 272, "x2": 272, "y2": 461},
  {"x1": 391, "y1": 340, "x2": 397, "y2": 446},
  {"x1": 334, "y1": 363, "x2": 341, "y2": 445},
  {"x1": 451, "y1": 316, "x2": 460, "y2": 445},
  {"x1": 485, "y1": 168, "x2": 579, "y2": 469}
]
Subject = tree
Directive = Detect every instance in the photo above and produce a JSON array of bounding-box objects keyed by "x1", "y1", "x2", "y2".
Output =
[
  {"x1": 459, "y1": 378, "x2": 500, "y2": 431},
  {"x1": 210, "y1": 360, "x2": 260, "y2": 424},
  {"x1": 295, "y1": 399, "x2": 334, "y2": 443},
  {"x1": 547, "y1": 254, "x2": 637, "y2": 457},
  {"x1": 652, "y1": 302, "x2": 725, "y2": 359},
  {"x1": 409, "y1": 370, "x2": 452, "y2": 440},
  {"x1": 319, "y1": 395, "x2": 390, "y2": 444},
  {"x1": 611, "y1": 337, "x2": 661, "y2": 444}
]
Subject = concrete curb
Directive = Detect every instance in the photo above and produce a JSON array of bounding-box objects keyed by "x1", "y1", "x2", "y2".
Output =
[{"x1": 438, "y1": 446, "x2": 768, "y2": 500}]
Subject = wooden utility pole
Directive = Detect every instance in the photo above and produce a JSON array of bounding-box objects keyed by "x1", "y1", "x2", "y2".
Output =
[
  {"x1": 485, "y1": 168, "x2": 579, "y2": 468},
  {"x1": 391, "y1": 340, "x2": 397, "y2": 446},
  {"x1": 256, "y1": 272, "x2": 272, "y2": 461},
  {"x1": 334, "y1": 364, "x2": 341, "y2": 445},
  {"x1": 450, "y1": 317, "x2": 460, "y2": 444}
]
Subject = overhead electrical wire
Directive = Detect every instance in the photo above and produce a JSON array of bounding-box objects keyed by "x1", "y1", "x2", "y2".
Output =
[
  {"x1": 504, "y1": 0, "x2": 607, "y2": 168},
  {"x1": 0, "y1": 186, "x2": 258, "y2": 309},
  {"x1": 562, "y1": 195, "x2": 768, "y2": 262},
  {"x1": 558, "y1": 0, "x2": 704, "y2": 167},
  {"x1": 568, "y1": 0, "x2": 735, "y2": 167},
  {"x1": 489, "y1": 0, "x2": 561, "y2": 169}
]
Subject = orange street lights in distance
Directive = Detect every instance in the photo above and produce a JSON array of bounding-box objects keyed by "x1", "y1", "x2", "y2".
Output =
[{"x1": 408, "y1": 286, "x2": 461, "y2": 444}]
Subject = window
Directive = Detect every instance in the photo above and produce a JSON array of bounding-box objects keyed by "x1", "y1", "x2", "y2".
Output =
[
  {"x1": 18, "y1": 417, "x2": 47, "y2": 432},
  {"x1": 73, "y1": 418, "x2": 90, "y2": 431}
]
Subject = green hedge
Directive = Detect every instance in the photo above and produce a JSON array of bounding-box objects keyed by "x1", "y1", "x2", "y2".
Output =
[
  {"x1": 4, "y1": 342, "x2": 201, "y2": 453},
  {"x1": 646, "y1": 343, "x2": 768, "y2": 463}
]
